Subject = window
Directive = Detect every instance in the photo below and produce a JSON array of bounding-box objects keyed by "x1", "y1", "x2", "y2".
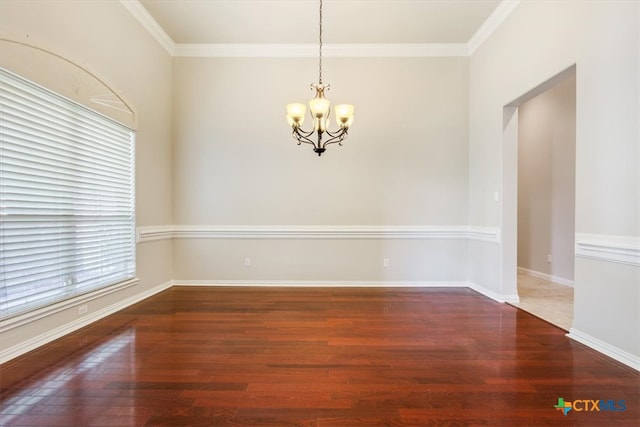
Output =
[{"x1": 0, "y1": 68, "x2": 136, "y2": 318}]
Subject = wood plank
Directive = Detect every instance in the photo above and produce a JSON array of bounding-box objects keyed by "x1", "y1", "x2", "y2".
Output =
[{"x1": 1, "y1": 287, "x2": 638, "y2": 426}]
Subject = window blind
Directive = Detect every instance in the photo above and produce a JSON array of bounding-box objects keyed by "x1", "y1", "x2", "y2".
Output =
[{"x1": 0, "y1": 68, "x2": 135, "y2": 318}]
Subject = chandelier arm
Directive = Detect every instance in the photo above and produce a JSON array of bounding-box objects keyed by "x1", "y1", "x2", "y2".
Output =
[
  {"x1": 292, "y1": 128, "x2": 319, "y2": 147},
  {"x1": 323, "y1": 128, "x2": 346, "y2": 138},
  {"x1": 294, "y1": 126, "x2": 316, "y2": 138},
  {"x1": 321, "y1": 129, "x2": 349, "y2": 147}
]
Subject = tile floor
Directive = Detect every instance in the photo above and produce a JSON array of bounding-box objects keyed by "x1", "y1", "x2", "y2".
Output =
[{"x1": 510, "y1": 271, "x2": 574, "y2": 331}]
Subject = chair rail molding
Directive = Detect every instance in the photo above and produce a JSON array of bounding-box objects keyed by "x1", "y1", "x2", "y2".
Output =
[
  {"x1": 575, "y1": 233, "x2": 640, "y2": 267},
  {"x1": 137, "y1": 225, "x2": 501, "y2": 243}
]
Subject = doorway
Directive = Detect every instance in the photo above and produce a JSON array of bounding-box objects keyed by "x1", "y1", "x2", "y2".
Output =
[{"x1": 502, "y1": 66, "x2": 576, "y2": 331}]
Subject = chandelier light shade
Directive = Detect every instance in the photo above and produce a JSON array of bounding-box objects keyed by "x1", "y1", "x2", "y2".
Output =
[{"x1": 286, "y1": 0, "x2": 354, "y2": 156}]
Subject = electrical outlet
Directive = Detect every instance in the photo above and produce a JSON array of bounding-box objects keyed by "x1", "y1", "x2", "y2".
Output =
[
  {"x1": 244, "y1": 257, "x2": 251, "y2": 267},
  {"x1": 78, "y1": 304, "x2": 88, "y2": 315},
  {"x1": 547, "y1": 254, "x2": 552, "y2": 263},
  {"x1": 383, "y1": 258, "x2": 390, "y2": 268}
]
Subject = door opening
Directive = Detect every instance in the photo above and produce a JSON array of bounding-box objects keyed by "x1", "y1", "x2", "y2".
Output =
[{"x1": 502, "y1": 66, "x2": 576, "y2": 330}]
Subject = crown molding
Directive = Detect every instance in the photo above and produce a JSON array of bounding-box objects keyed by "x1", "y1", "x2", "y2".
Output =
[
  {"x1": 174, "y1": 43, "x2": 313, "y2": 58},
  {"x1": 119, "y1": 0, "x2": 175, "y2": 55},
  {"x1": 173, "y1": 43, "x2": 469, "y2": 58},
  {"x1": 121, "y1": 0, "x2": 520, "y2": 58},
  {"x1": 467, "y1": 0, "x2": 521, "y2": 54},
  {"x1": 323, "y1": 43, "x2": 469, "y2": 58}
]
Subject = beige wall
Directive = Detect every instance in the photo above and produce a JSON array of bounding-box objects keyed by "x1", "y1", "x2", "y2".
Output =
[
  {"x1": 469, "y1": 0, "x2": 639, "y2": 359},
  {"x1": 518, "y1": 73, "x2": 576, "y2": 283},
  {"x1": 172, "y1": 56, "x2": 470, "y2": 283},
  {"x1": 0, "y1": 0, "x2": 173, "y2": 356},
  {"x1": 173, "y1": 57, "x2": 469, "y2": 226}
]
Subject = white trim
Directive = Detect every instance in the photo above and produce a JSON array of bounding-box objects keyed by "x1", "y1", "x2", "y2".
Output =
[
  {"x1": 468, "y1": 226, "x2": 501, "y2": 243},
  {"x1": 121, "y1": 1, "x2": 520, "y2": 58},
  {"x1": 173, "y1": 280, "x2": 469, "y2": 288},
  {"x1": 0, "y1": 281, "x2": 172, "y2": 364},
  {"x1": 173, "y1": 43, "x2": 469, "y2": 58},
  {"x1": 0, "y1": 38, "x2": 139, "y2": 130},
  {"x1": 0, "y1": 278, "x2": 139, "y2": 333},
  {"x1": 136, "y1": 225, "x2": 173, "y2": 243},
  {"x1": 517, "y1": 267, "x2": 574, "y2": 288},
  {"x1": 174, "y1": 43, "x2": 312, "y2": 58},
  {"x1": 119, "y1": 0, "x2": 175, "y2": 55},
  {"x1": 177, "y1": 280, "x2": 524, "y2": 306},
  {"x1": 575, "y1": 233, "x2": 640, "y2": 267},
  {"x1": 137, "y1": 225, "x2": 501, "y2": 243},
  {"x1": 469, "y1": 281, "x2": 520, "y2": 303},
  {"x1": 325, "y1": 43, "x2": 469, "y2": 58},
  {"x1": 468, "y1": 0, "x2": 521, "y2": 54},
  {"x1": 568, "y1": 328, "x2": 640, "y2": 372}
]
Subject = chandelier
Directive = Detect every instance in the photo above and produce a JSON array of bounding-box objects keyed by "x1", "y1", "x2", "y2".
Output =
[{"x1": 286, "y1": 0, "x2": 354, "y2": 156}]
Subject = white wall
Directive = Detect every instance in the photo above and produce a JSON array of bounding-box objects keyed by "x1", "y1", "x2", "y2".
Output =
[
  {"x1": 172, "y1": 56, "x2": 471, "y2": 284},
  {"x1": 0, "y1": 0, "x2": 173, "y2": 359},
  {"x1": 469, "y1": 1, "x2": 639, "y2": 362},
  {"x1": 518, "y1": 73, "x2": 576, "y2": 283}
]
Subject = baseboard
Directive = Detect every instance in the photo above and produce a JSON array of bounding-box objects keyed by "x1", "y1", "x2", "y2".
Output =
[
  {"x1": 0, "y1": 278, "x2": 139, "y2": 333},
  {"x1": 469, "y1": 281, "x2": 520, "y2": 303},
  {"x1": 568, "y1": 328, "x2": 640, "y2": 372},
  {"x1": 175, "y1": 280, "x2": 522, "y2": 304},
  {"x1": 0, "y1": 281, "x2": 172, "y2": 364},
  {"x1": 173, "y1": 280, "x2": 470, "y2": 288},
  {"x1": 517, "y1": 267, "x2": 574, "y2": 287}
]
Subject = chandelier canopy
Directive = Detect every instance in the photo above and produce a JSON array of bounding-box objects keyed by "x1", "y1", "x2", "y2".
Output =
[{"x1": 286, "y1": 0, "x2": 354, "y2": 156}]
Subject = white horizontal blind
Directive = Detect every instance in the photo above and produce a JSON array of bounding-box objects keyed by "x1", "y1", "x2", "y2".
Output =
[{"x1": 0, "y1": 68, "x2": 135, "y2": 318}]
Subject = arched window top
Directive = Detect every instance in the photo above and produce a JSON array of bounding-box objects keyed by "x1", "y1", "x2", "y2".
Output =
[{"x1": 0, "y1": 38, "x2": 137, "y2": 130}]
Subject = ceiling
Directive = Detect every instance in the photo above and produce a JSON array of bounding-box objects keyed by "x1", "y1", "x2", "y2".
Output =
[{"x1": 137, "y1": 0, "x2": 504, "y2": 45}]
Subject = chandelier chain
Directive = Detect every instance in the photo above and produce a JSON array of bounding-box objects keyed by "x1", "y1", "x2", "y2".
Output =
[{"x1": 318, "y1": 0, "x2": 323, "y2": 85}]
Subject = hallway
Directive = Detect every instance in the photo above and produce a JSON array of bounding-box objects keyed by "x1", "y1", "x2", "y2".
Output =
[{"x1": 511, "y1": 271, "x2": 574, "y2": 331}]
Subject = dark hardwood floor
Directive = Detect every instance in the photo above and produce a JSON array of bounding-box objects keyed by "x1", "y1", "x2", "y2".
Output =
[{"x1": 1, "y1": 287, "x2": 638, "y2": 426}]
